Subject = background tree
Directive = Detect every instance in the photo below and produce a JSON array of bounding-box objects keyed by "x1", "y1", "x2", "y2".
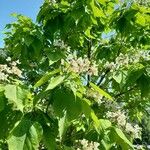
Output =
[{"x1": 0, "y1": 0, "x2": 150, "y2": 149}]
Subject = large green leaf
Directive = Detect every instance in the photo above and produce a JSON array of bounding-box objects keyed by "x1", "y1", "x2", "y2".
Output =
[
  {"x1": 4, "y1": 85, "x2": 29, "y2": 112},
  {"x1": 0, "y1": 105, "x2": 22, "y2": 139},
  {"x1": 109, "y1": 127, "x2": 133, "y2": 150},
  {"x1": 7, "y1": 117, "x2": 32, "y2": 150},
  {"x1": 24, "y1": 122, "x2": 43, "y2": 150},
  {"x1": 45, "y1": 48, "x2": 65, "y2": 65},
  {"x1": 90, "y1": 82, "x2": 113, "y2": 100},
  {"x1": 7, "y1": 118, "x2": 43, "y2": 150},
  {"x1": 43, "y1": 126, "x2": 56, "y2": 150},
  {"x1": 53, "y1": 87, "x2": 82, "y2": 121}
]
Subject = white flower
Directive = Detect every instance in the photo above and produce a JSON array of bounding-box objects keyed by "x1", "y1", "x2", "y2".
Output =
[
  {"x1": 0, "y1": 72, "x2": 8, "y2": 81},
  {"x1": 6, "y1": 57, "x2": 11, "y2": 62},
  {"x1": 89, "y1": 65, "x2": 98, "y2": 76},
  {"x1": 5, "y1": 67, "x2": 12, "y2": 74},
  {"x1": 11, "y1": 61, "x2": 17, "y2": 66},
  {"x1": 79, "y1": 139, "x2": 100, "y2": 150},
  {"x1": 133, "y1": 124, "x2": 142, "y2": 139},
  {"x1": 11, "y1": 66, "x2": 22, "y2": 77},
  {"x1": 0, "y1": 64, "x2": 7, "y2": 71},
  {"x1": 106, "y1": 110, "x2": 127, "y2": 127},
  {"x1": 16, "y1": 59, "x2": 21, "y2": 64},
  {"x1": 125, "y1": 123, "x2": 135, "y2": 133},
  {"x1": 117, "y1": 114, "x2": 126, "y2": 127}
]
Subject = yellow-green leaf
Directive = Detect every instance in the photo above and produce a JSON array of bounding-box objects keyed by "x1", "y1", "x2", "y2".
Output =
[
  {"x1": 46, "y1": 76, "x2": 65, "y2": 91},
  {"x1": 34, "y1": 69, "x2": 60, "y2": 88},
  {"x1": 90, "y1": 82, "x2": 113, "y2": 100}
]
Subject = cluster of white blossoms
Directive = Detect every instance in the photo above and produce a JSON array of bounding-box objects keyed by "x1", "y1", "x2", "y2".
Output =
[
  {"x1": 106, "y1": 110, "x2": 142, "y2": 139},
  {"x1": 53, "y1": 39, "x2": 68, "y2": 50},
  {"x1": 133, "y1": 0, "x2": 150, "y2": 5},
  {"x1": 67, "y1": 56, "x2": 98, "y2": 76},
  {"x1": 76, "y1": 139, "x2": 100, "y2": 150},
  {"x1": 0, "y1": 57, "x2": 22, "y2": 81},
  {"x1": 104, "y1": 50, "x2": 150, "y2": 72},
  {"x1": 134, "y1": 145, "x2": 145, "y2": 150},
  {"x1": 106, "y1": 110, "x2": 127, "y2": 127},
  {"x1": 103, "y1": 99, "x2": 118, "y2": 110}
]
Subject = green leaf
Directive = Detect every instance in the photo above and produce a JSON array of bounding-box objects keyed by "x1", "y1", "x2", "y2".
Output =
[
  {"x1": 0, "y1": 84, "x2": 5, "y2": 92},
  {"x1": 97, "y1": 0, "x2": 106, "y2": 5},
  {"x1": 99, "y1": 119, "x2": 111, "y2": 130},
  {"x1": 11, "y1": 13, "x2": 18, "y2": 18},
  {"x1": 53, "y1": 88, "x2": 82, "y2": 121},
  {"x1": 0, "y1": 92, "x2": 6, "y2": 112},
  {"x1": 110, "y1": 127, "x2": 133, "y2": 150},
  {"x1": 7, "y1": 118, "x2": 43, "y2": 150},
  {"x1": 100, "y1": 139, "x2": 114, "y2": 150},
  {"x1": 24, "y1": 35, "x2": 34, "y2": 47},
  {"x1": 137, "y1": 75, "x2": 150, "y2": 98},
  {"x1": 85, "y1": 27, "x2": 95, "y2": 39},
  {"x1": 45, "y1": 48, "x2": 65, "y2": 65},
  {"x1": 32, "y1": 38, "x2": 43, "y2": 59},
  {"x1": 90, "y1": 82, "x2": 113, "y2": 100},
  {"x1": 4, "y1": 85, "x2": 29, "y2": 112},
  {"x1": 64, "y1": 146, "x2": 75, "y2": 150},
  {"x1": 0, "y1": 105, "x2": 22, "y2": 139},
  {"x1": 5, "y1": 24, "x2": 12, "y2": 29},
  {"x1": 136, "y1": 13, "x2": 146, "y2": 26},
  {"x1": 43, "y1": 126, "x2": 56, "y2": 150},
  {"x1": 34, "y1": 69, "x2": 60, "y2": 88},
  {"x1": 113, "y1": 71, "x2": 123, "y2": 84},
  {"x1": 58, "y1": 111, "x2": 69, "y2": 140},
  {"x1": 91, "y1": 111, "x2": 100, "y2": 132},
  {"x1": 89, "y1": 0, "x2": 105, "y2": 18},
  {"x1": 81, "y1": 98, "x2": 91, "y2": 118},
  {"x1": 26, "y1": 122, "x2": 43, "y2": 150},
  {"x1": 7, "y1": 117, "x2": 32, "y2": 150},
  {"x1": 46, "y1": 75, "x2": 65, "y2": 91},
  {"x1": 124, "y1": 63, "x2": 144, "y2": 88}
]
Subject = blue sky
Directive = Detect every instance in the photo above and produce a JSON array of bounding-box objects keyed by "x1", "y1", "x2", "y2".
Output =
[{"x1": 0, "y1": 0, "x2": 43, "y2": 47}]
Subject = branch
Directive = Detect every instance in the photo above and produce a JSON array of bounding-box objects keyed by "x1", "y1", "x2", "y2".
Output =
[
  {"x1": 87, "y1": 40, "x2": 92, "y2": 86},
  {"x1": 114, "y1": 86, "x2": 136, "y2": 99},
  {"x1": 96, "y1": 68, "x2": 110, "y2": 86}
]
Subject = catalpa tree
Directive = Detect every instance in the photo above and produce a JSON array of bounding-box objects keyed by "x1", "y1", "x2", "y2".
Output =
[{"x1": 0, "y1": 0, "x2": 150, "y2": 149}]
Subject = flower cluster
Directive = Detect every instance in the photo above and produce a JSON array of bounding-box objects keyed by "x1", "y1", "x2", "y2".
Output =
[
  {"x1": 53, "y1": 39, "x2": 68, "y2": 50},
  {"x1": 103, "y1": 99, "x2": 118, "y2": 110},
  {"x1": 68, "y1": 56, "x2": 98, "y2": 76},
  {"x1": 106, "y1": 110, "x2": 127, "y2": 127},
  {"x1": 104, "y1": 50, "x2": 150, "y2": 72},
  {"x1": 76, "y1": 139, "x2": 100, "y2": 150},
  {"x1": 0, "y1": 57, "x2": 22, "y2": 81},
  {"x1": 134, "y1": 145, "x2": 145, "y2": 150},
  {"x1": 106, "y1": 110, "x2": 142, "y2": 139}
]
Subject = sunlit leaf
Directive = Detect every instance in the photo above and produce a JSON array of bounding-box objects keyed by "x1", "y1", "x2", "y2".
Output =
[{"x1": 90, "y1": 82, "x2": 113, "y2": 100}]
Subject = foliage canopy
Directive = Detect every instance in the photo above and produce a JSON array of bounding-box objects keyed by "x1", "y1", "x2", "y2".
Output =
[{"x1": 0, "y1": 0, "x2": 150, "y2": 149}]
